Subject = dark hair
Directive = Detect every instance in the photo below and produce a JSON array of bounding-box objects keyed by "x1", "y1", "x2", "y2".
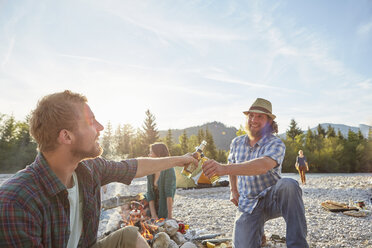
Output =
[
  {"x1": 270, "y1": 118, "x2": 279, "y2": 134},
  {"x1": 149, "y1": 142, "x2": 170, "y2": 157}
]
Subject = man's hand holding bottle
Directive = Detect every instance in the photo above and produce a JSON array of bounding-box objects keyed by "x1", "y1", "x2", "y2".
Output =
[{"x1": 202, "y1": 160, "x2": 225, "y2": 182}]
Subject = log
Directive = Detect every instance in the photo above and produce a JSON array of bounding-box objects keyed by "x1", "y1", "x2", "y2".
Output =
[
  {"x1": 321, "y1": 200, "x2": 358, "y2": 212},
  {"x1": 201, "y1": 238, "x2": 232, "y2": 245},
  {"x1": 101, "y1": 193, "x2": 144, "y2": 210},
  {"x1": 193, "y1": 233, "x2": 224, "y2": 240}
]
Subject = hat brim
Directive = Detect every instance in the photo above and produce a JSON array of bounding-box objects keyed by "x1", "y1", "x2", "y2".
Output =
[{"x1": 243, "y1": 110, "x2": 276, "y2": 120}]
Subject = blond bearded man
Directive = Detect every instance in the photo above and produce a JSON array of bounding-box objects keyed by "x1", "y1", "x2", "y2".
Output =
[
  {"x1": 0, "y1": 90, "x2": 198, "y2": 248},
  {"x1": 203, "y1": 98, "x2": 308, "y2": 248}
]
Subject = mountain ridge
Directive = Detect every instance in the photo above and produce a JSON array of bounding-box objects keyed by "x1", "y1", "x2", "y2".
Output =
[{"x1": 159, "y1": 122, "x2": 371, "y2": 151}]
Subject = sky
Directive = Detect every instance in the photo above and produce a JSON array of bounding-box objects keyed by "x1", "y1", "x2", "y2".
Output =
[{"x1": 1, "y1": 0, "x2": 371, "y2": 134}]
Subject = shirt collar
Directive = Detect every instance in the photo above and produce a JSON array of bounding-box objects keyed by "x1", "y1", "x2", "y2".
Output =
[
  {"x1": 32, "y1": 153, "x2": 67, "y2": 197},
  {"x1": 245, "y1": 133, "x2": 271, "y2": 148}
]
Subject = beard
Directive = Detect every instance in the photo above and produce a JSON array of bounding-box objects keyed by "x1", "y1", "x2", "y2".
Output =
[
  {"x1": 71, "y1": 134, "x2": 103, "y2": 160},
  {"x1": 246, "y1": 122, "x2": 272, "y2": 139}
]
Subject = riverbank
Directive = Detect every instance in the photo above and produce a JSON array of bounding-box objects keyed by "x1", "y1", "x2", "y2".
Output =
[
  {"x1": 1, "y1": 174, "x2": 371, "y2": 247},
  {"x1": 99, "y1": 174, "x2": 372, "y2": 247}
]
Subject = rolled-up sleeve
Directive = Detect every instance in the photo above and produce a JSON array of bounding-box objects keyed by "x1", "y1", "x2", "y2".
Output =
[{"x1": 263, "y1": 139, "x2": 286, "y2": 166}]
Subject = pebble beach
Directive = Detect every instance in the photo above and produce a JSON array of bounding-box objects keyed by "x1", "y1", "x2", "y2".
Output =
[
  {"x1": 1, "y1": 174, "x2": 371, "y2": 247},
  {"x1": 98, "y1": 174, "x2": 372, "y2": 247}
]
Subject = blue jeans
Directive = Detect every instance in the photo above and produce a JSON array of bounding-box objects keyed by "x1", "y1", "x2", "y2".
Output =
[{"x1": 233, "y1": 178, "x2": 308, "y2": 248}]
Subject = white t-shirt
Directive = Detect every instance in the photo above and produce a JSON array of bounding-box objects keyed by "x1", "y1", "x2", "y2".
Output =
[{"x1": 66, "y1": 172, "x2": 83, "y2": 248}]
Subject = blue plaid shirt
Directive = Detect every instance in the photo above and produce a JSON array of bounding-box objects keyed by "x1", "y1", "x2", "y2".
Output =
[{"x1": 227, "y1": 134, "x2": 285, "y2": 213}]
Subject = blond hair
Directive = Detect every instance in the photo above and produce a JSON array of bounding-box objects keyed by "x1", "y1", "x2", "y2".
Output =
[{"x1": 29, "y1": 90, "x2": 87, "y2": 152}]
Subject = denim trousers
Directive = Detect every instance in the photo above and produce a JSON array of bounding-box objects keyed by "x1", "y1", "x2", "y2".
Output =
[{"x1": 233, "y1": 178, "x2": 309, "y2": 248}]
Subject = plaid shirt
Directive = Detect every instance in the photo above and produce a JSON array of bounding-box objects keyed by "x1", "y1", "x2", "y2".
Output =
[
  {"x1": 0, "y1": 153, "x2": 137, "y2": 248},
  {"x1": 228, "y1": 134, "x2": 285, "y2": 214}
]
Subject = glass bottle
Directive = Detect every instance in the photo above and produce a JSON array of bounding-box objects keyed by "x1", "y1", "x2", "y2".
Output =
[
  {"x1": 199, "y1": 152, "x2": 220, "y2": 184},
  {"x1": 181, "y1": 140, "x2": 207, "y2": 178}
]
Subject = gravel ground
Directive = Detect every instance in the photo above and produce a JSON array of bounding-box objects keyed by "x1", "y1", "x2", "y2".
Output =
[
  {"x1": 173, "y1": 175, "x2": 372, "y2": 248},
  {"x1": 1, "y1": 174, "x2": 371, "y2": 247}
]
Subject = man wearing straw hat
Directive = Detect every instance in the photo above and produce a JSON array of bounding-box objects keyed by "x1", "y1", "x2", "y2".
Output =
[{"x1": 203, "y1": 98, "x2": 308, "y2": 248}]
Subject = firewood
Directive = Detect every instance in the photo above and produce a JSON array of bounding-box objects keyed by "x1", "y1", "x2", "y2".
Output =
[
  {"x1": 201, "y1": 238, "x2": 232, "y2": 245},
  {"x1": 101, "y1": 193, "x2": 144, "y2": 210},
  {"x1": 194, "y1": 233, "x2": 224, "y2": 241}
]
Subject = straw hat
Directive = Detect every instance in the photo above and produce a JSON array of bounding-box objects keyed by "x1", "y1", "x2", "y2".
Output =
[{"x1": 243, "y1": 98, "x2": 276, "y2": 120}]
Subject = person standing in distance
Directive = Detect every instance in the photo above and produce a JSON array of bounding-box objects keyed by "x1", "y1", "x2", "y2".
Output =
[
  {"x1": 202, "y1": 98, "x2": 308, "y2": 248},
  {"x1": 295, "y1": 149, "x2": 309, "y2": 185}
]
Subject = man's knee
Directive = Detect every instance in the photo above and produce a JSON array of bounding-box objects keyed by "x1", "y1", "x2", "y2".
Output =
[
  {"x1": 97, "y1": 226, "x2": 140, "y2": 248},
  {"x1": 276, "y1": 178, "x2": 301, "y2": 194}
]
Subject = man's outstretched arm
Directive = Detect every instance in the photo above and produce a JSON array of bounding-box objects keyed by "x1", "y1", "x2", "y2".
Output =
[{"x1": 135, "y1": 154, "x2": 198, "y2": 178}]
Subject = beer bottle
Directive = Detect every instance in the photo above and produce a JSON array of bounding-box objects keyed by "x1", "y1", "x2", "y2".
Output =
[
  {"x1": 181, "y1": 140, "x2": 207, "y2": 178},
  {"x1": 199, "y1": 152, "x2": 220, "y2": 184}
]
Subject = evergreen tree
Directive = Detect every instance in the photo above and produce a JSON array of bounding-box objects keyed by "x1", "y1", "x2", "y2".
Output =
[
  {"x1": 337, "y1": 130, "x2": 344, "y2": 140},
  {"x1": 197, "y1": 129, "x2": 205, "y2": 144},
  {"x1": 304, "y1": 128, "x2": 315, "y2": 152},
  {"x1": 205, "y1": 128, "x2": 217, "y2": 159},
  {"x1": 187, "y1": 135, "x2": 199, "y2": 153},
  {"x1": 343, "y1": 130, "x2": 359, "y2": 172},
  {"x1": 179, "y1": 130, "x2": 189, "y2": 154},
  {"x1": 122, "y1": 124, "x2": 134, "y2": 156},
  {"x1": 101, "y1": 122, "x2": 114, "y2": 159},
  {"x1": 286, "y1": 119, "x2": 303, "y2": 140},
  {"x1": 130, "y1": 128, "x2": 147, "y2": 157},
  {"x1": 326, "y1": 125, "x2": 336, "y2": 138},
  {"x1": 216, "y1": 149, "x2": 228, "y2": 163},
  {"x1": 141, "y1": 109, "x2": 159, "y2": 149},
  {"x1": 165, "y1": 129, "x2": 174, "y2": 152},
  {"x1": 114, "y1": 124, "x2": 134, "y2": 158},
  {"x1": 316, "y1": 124, "x2": 326, "y2": 138},
  {"x1": 0, "y1": 114, "x2": 37, "y2": 172},
  {"x1": 360, "y1": 128, "x2": 372, "y2": 172},
  {"x1": 357, "y1": 130, "x2": 364, "y2": 140},
  {"x1": 13, "y1": 116, "x2": 37, "y2": 167},
  {"x1": 114, "y1": 124, "x2": 123, "y2": 157}
]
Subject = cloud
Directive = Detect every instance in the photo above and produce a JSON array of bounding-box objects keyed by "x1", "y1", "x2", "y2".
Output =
[
  {"x1": 204, "y1": 72, "x2": 302, "y2": 94},
  {"x1": 357, "y1": 78, "x2": 372, "y2": 90},
  {"x1": 1, "y1": 36, "x2": 15, "y2": 69},
  {"x1": 91, "y1": 1, "x2": 249, "y2": 46},
  {"x1": 357, "y1": 21, "x2": 372, "y2": 36}
]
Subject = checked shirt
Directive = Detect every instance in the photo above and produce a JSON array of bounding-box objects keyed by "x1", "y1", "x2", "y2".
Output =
[
  {"x1": 0, "y1": 153, "x2": 137, "y2": 247},
  {"x1": 227, "y1": 134, "x2": 285, "y2": 214}
]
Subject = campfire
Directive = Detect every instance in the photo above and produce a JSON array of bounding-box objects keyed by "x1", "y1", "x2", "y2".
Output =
[
  {"x1": 101, "y1": 194, "x2": 232, "y2": 248},
  {"x1": 118, "y1": 200, "x2": 188, "y2": 247}
]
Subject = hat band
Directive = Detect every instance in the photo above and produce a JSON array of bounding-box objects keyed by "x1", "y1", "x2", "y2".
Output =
[{"x1": 249, "y1": 106, "x2": 272, "y2": 114}]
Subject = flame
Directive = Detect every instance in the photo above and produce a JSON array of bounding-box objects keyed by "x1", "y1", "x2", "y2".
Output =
[
  {"x1": 141, "y1": 222, "x2": 153, "y2": 240},
  {"x1": 155, "y1": 218, "x2": 165, "y2": 224},
  {"x1": 121, "y1": 209, "x2": 159, "y2": 241}
]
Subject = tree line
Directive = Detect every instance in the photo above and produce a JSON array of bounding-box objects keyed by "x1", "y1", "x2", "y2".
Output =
[
  {"x1": 99, "y1": 110, "x2": 228, "y2": 163},
  {"x1": 0, "y1": 110, "x2": 227, "y2": 173},
  {"x1": 0, "y1": 112, "x2": 371, "y2": 173},
  {"x1": 0, "y1": 114, "x2": 37, "y2": 173},
  {"x1": 282, "y1": 119, "x2": 372, "y2": 173}
]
